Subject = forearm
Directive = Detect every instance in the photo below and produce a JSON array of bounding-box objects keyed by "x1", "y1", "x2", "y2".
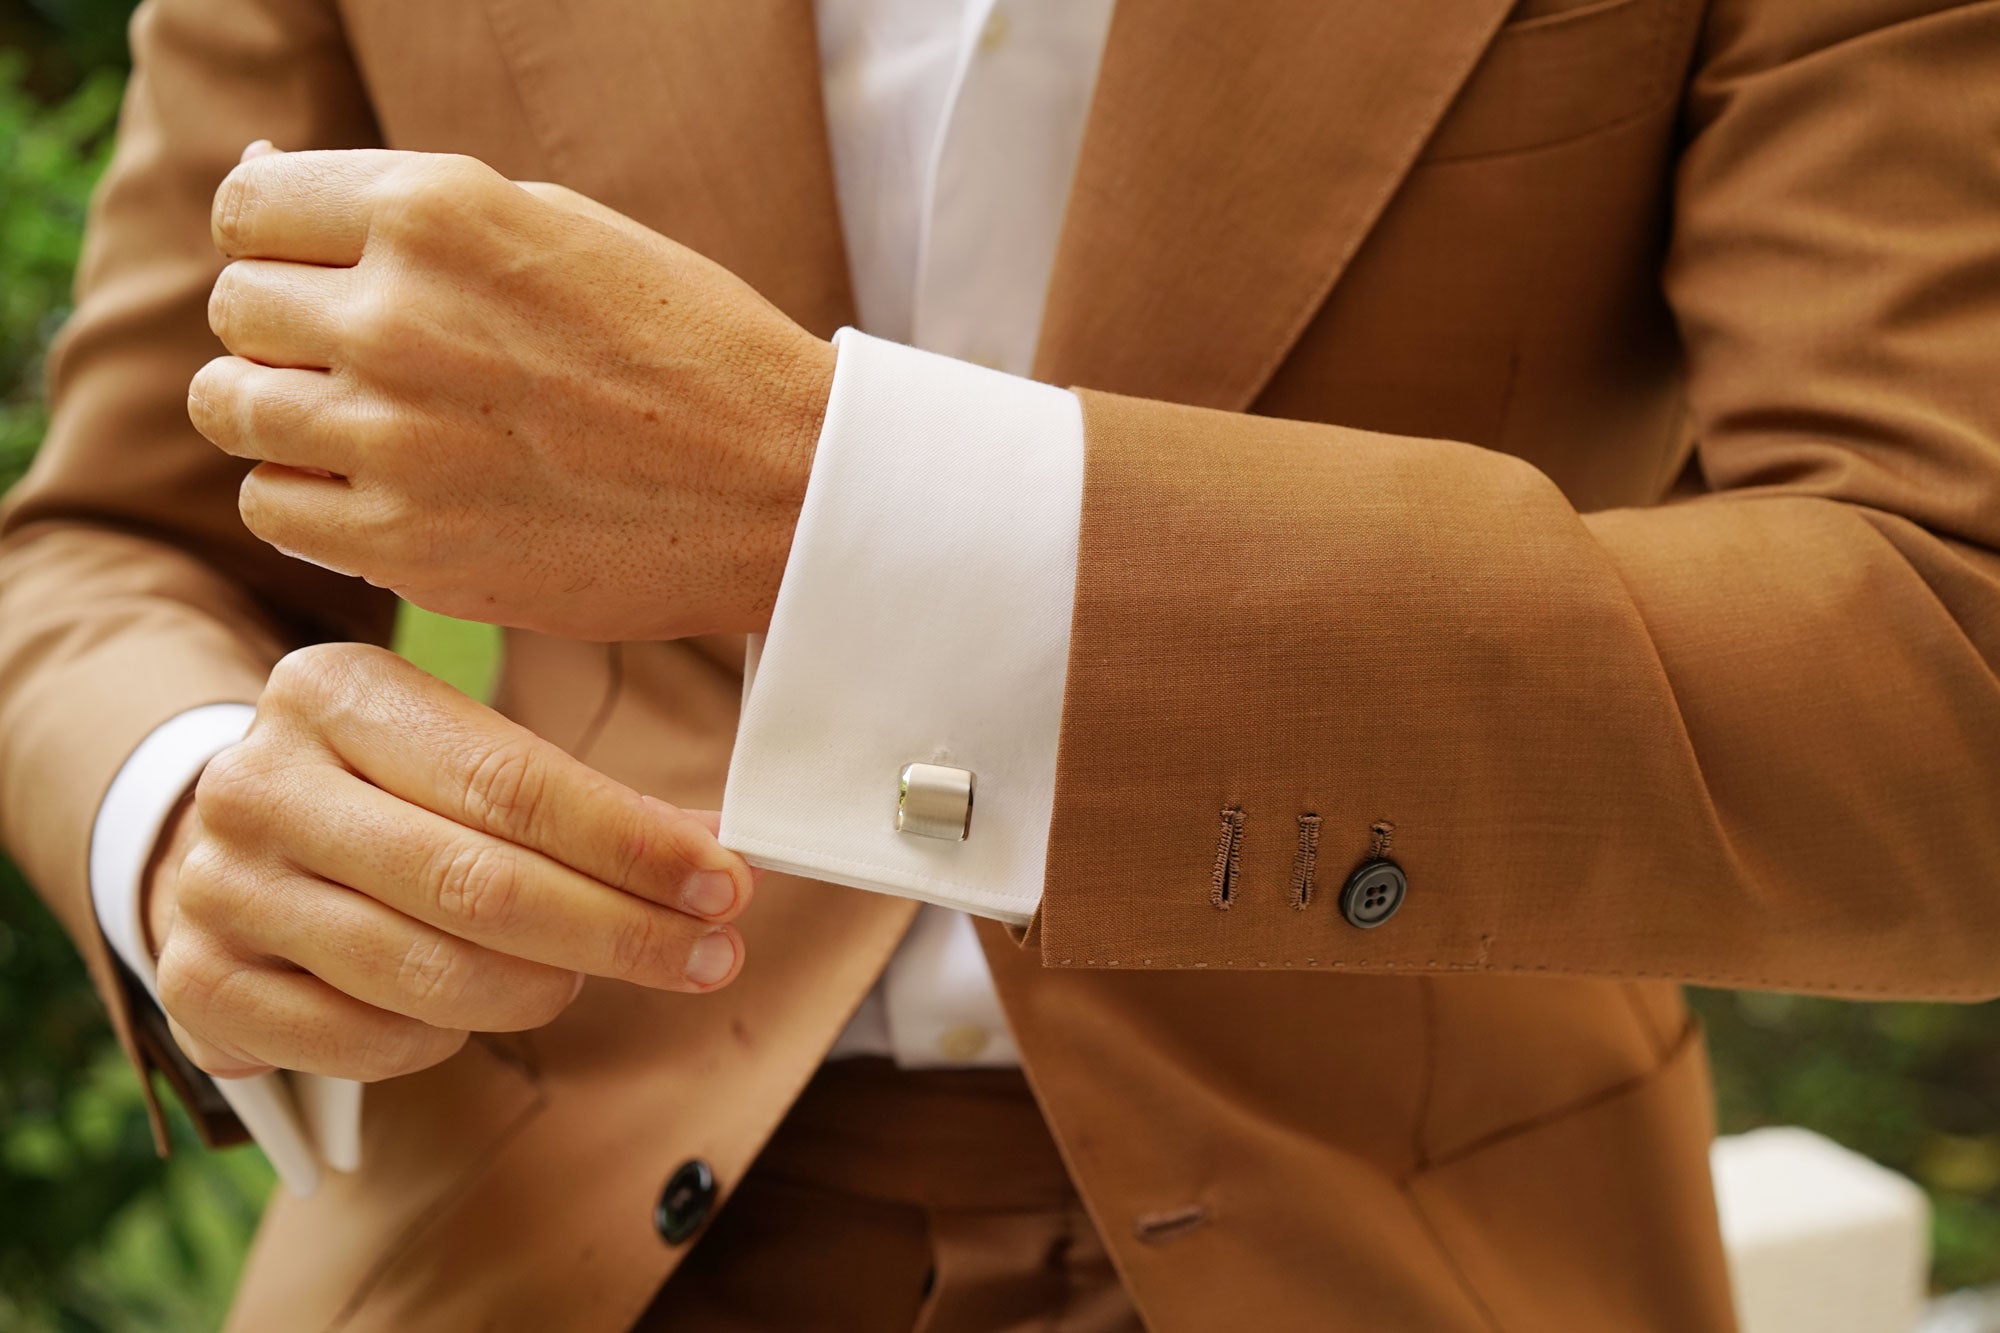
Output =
[
  {"x1": 1031, "y1": 391, "x2": 2000, "y2": 998},
  {"x1": 725, "y1": 0, "x2": 2000, "y2": 999}
]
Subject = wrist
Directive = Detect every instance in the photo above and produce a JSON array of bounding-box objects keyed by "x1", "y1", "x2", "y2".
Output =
[
  {"x1": 771, "y1": 334, "x2": 835, "y2": 501},
  {"x1": 743, "y1": 334, "x2": 836, "y2": 632}
]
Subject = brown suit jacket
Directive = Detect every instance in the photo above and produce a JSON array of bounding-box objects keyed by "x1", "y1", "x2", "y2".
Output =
[{"x1": 5, "y1": 0, "x2": 1997, "y2": 1327}]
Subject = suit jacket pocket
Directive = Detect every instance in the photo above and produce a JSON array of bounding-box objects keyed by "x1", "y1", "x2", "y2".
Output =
[
  {"x1": 1424, "y1": 0, "x2": 1695, "y2": 162},
  {"x1": 1404, "y1": 1025, "x2": 1738, "y2": 1332}
]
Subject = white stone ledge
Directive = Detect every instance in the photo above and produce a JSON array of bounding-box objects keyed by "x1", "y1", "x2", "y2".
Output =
[{"x1": 1714, "y1": 1127, "x2": 1932, "y2": 1333}]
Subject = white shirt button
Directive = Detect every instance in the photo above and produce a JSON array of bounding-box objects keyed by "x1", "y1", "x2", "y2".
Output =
[
  {"x1": 978, "y1": 7, "x2": 1010, "y2": 53},
  {"x1": 937, "y1": 1023, "x2": 993, "y2": 1062}
]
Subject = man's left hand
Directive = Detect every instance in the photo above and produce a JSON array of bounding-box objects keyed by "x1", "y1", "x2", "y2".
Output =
[{"x1": 190, "y1": 148, "x2": 834, "y2": 641}]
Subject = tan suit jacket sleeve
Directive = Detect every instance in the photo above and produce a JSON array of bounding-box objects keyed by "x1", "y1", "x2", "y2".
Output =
[
  {"x1": 0, "y1": 0, "x2": 390, "y2": 1138},
  {"x1": 1037, "y1": 0, "x2": 2000, "y2": 1000}
]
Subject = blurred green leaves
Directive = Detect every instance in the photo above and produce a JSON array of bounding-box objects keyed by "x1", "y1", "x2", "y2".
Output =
[
  {"x1": 1692, "y1": 988, "x2": 2000, "y2": 1290},
  {"x1": 0, "y1": 44, "x2": 119, "y2": 492},
  {"x1": 4, "y1": 0, "x2": 137, "y2": 84},
  {"x1": 0, "y1": 857, "x2": 273, "y2": 1332}
]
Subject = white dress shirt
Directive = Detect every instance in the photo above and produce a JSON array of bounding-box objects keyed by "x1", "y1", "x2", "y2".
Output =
[{"x1": 90, "y1": 0, "x2": 1113, "y2": 1190}]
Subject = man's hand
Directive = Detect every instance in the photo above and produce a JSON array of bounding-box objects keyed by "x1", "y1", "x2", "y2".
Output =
[
  {"x1": 147, "y1": 642, "x2": 752, "y2": 1083},
  {"x1": 188, "y1": 148, "x2": 835, "y2": 642}
]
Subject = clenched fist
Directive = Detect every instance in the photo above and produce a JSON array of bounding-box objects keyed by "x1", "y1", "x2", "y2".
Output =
[
  {"x1": 148, "y1": 643, "x2": 753, "y2": 1083},
  {"x1": 188, "y1": 147, "x2": 834, "y2": 643}
]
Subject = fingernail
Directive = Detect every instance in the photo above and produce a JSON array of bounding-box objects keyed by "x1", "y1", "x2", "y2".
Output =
[
  {"x1": 240, "y1": 139, "x2": 275, "y2": 162},
  {"x1": 569, "y1": 972, "x2": 587, "y2": 1000},
  {"x1": 682, "y1": 870, "x2": 737, "y2": 919},
  {"x1": 685, "y1": 932, "x2": 737, "y2": 987}
]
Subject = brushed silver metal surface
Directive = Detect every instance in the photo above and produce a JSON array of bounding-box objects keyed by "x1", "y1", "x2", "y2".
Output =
[{"x1": 897, "y1": 762, "x2": 975, "y2": 841}]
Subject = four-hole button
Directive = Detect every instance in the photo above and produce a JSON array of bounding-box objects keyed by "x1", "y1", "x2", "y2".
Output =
[{"x1": 1339, "y1": 859, "x2": 1406, "y2": 929}]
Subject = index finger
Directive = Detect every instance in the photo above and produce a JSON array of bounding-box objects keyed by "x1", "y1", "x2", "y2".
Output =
[
  {"x1": 211, "y1": 148, "x2": 422, "y2": 265},
  {"x1": 270, "y1": 645, "x2": 752, "y2": 920}
]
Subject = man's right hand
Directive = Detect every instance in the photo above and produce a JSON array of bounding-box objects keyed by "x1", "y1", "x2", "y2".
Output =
[{"x1": 146, "y1": 642, "x2": 753, "y2": 1083}]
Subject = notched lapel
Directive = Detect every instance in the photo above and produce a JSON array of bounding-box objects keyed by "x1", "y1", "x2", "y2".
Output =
[
  {"x1": 1034, "y1": 0, "x2": 1519, "y2": 411},
  {"x1": 478, "y1": 0, "x2": 855, "y2": 337}
]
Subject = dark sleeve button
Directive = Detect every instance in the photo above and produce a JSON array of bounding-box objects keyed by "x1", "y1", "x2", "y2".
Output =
[
  {"x1": 654, "y1": 1158, "x2": 717, "y2": 1245},
  {"x1": 1340, "y1": 859, "x2": 1406, "y2": 929}
]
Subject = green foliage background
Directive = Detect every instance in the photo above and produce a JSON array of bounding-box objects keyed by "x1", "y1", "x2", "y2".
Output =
[{"x1": 0, "y1": 3, "x2": 1994, "y2": 1325}]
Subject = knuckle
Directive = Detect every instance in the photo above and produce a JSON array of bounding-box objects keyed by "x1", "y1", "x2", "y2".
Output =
[
  {"x1": 431, "y1": 840, "x2": 523, "y2": 933},
  {"x1": 354, "y1": 1022, "x2": 464, "y2": 1083},
  {"x1": 188, "y1": 1045, "x2": 262, "y2": 1080},
  {"x1": 352, "y1": 480, "x2": 413, "y2": 536},
  {"x1": 350, "y1": 1022, "x2": 426, "y2": 1082},
  {"x1": 395, "y1": 934, "x2": 472, "y2": 1016},
  {"x1": 346, "y1": 404, "x2": 402, "y2": 461},
  {"x1": 432, "y1": 153, "x2": 496, "y2": 193},
  {"x1": 604, "y1": 803, "x2": 660, "y2": 896},
  {"x1": 373, "y1": 176, "x2": 437, "y2": 239},
  {"x1": 153, "y1": 949, "x2": 194, "y2": 1018},
  {"x1": 192, "y1": 743, "x2": 266, "y2": 833},
  {"x1": 266, "y1": 642, "x2": 375, "y2": 714},
  {"x1": 346, "y1": 288, "x2": 418, "y2": 363},
  {"x1": 206, "y1": 269, "x2": 237, "y2": 343},
  {"x1": 155, "y1": 935, "x2": 230, "y2": 1025},
  {"x1": 460, "y1": 741, "x2": 546, "y2": 838},
  {"x1": 235, "y1": 378, "x2": 277, "y2": 444},
  {"x1": 517, "y1": 972, "x2": 579, "y2": 1028},
  {"x1": 171, "y1": 841, "x2": 236, "y2": 920},
  {"x1": 377, "y1": 498, "x2": 450, "y2": 575},
  {"x1": 186, "y1": 358, "x2": 235, "y2": 438},
  {"x1": 605, "y1": 907, "x2": 673, "y2": 986},
  {"x1": 235, "y1": 469, "x2": 287, "y2": 546},
  {"x1": 212, "y1": 167, "x2": 251, "y2": 254},
  {"x1": 375, "y1": 156, "x2": 491, "y2": 240}
]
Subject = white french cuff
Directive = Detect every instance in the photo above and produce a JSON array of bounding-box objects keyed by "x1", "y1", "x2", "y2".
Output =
[
  {"x1": 721, "y1": 329, "x2": 1084, "y2": 925},
  {"x1": 90, "y1": 702, "x2": 360, "y2": 1194}
]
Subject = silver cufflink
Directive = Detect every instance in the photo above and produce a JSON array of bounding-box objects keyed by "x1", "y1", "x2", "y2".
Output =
[{"x1": 897, "y1": 763, "x2": 974, "y2": 841}]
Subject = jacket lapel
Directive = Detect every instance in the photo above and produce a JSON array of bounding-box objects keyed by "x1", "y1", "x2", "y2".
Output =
[
  {"x1": 479, "y1": 0, "x2": 856, "y2": 337},
  {"x1": 1034, "y1": 0, "x2": 1518, "y2": 410}
]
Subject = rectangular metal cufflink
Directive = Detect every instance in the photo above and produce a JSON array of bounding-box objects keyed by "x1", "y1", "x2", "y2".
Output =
[{"x1": 897, "y1": 763, "x2": 974, "y2": 841}]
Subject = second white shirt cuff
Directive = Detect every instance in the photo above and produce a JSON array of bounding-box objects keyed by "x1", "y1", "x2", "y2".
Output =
[
  {"x1": 721, "y1": 329, "x2": 1083, "y2": 925},
  {"x1": 89, "y1": 701, "x2": 361, "y2": 1194}
]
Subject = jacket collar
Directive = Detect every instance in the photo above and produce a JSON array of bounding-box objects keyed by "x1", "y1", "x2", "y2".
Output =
[
  {"x1": 483, "y1": 0, "x2": 1516, "y2": 405},
  {"x1": 1033, "y1": 0, "x2": 1518, "y2": 409}
]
